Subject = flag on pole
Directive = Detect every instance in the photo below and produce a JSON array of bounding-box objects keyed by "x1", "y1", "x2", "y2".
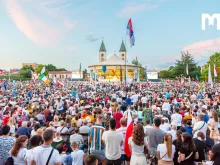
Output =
[
  {"x1": 214, "y1": 64, "x2": 218, "y2": 77},
  {"x1": 41, "y1": 66, "x2": 46, "y2": 74},
  {"x1": 127, "y1": 18, "x2": 135, "y2": 47},
  {"x1": 40, "y1": 74, "x2": 50, "y2": 85},
  {"x1": 124, "y1": 111, "x2": 134, "y2": 157},
  {"x1": 208, "y1": 64, "x2": 213, "y2": 88},
  {"x1": 53, "y1": 77, "x2": 64, "y2": 87},
  {"x1": 31, "y1": 71, "x2": 37, "y2": 83},
  {"x1": 79, "y1": 63, "x2": 82, "y2": 78},
  {"x1": 181, "y1": 76, "x2": 185, "y2": 86},
  {"x1": 186, "y1": 64, "x2": 189, "y2": 75}
]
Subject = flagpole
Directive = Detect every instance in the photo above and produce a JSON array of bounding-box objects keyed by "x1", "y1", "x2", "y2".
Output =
[{"x1": 124, "y1": 34, "x2": 127, "y2": 86}]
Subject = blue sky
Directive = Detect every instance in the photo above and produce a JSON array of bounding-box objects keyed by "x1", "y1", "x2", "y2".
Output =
[{"x1": 1, "y1": 0, "x2": 220, "y2": 71}]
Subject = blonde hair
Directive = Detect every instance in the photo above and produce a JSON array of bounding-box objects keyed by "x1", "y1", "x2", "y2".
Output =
[
  {"x1": 7, "y1": 117, "x2": 14, "y2": 126},
  {"x1": 60, "y1": 120, "x2": 65, "y2": 126},
  {"x1": 164, "y1": 133, "x2": 172, "y2": 158},
  {"x1": 71, "y1": 141, "x2": 79, "y2": 149}
]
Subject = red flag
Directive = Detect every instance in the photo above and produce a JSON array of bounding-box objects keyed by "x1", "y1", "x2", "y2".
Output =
[{"x1": 124, "y1": 111, "x2": 134, "y2": 157}]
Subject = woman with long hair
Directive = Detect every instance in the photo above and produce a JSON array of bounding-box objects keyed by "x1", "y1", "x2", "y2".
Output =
[
  {"x1": 157, "y1": 133, "x2": 175, "y2": 165},
  {"x1": 173, "y1": 130, "x2": 182, "y2": 165},
  {"x1": 178, "y1": 133, "x2": 199, "y2": 165},
  {"x1": 7, "y1": 117, "x2": 16, "y2": 135},
  {"x1": 10, "y1": 135, "x2": 28, "y2": 165},
  {"x1": 128, "y1": 123, "x2": 148, "y2": 165}
]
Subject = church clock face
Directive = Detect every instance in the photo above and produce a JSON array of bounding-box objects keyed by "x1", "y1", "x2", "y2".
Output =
[{"x1": 101, "y1": 54, "x2": 104, "y2": 57}]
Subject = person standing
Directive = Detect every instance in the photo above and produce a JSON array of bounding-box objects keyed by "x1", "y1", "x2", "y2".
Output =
[
  {"x1": 145, "y1": 117, "x2": 165, "y2": 154},
  {"x1": 89, "y1": 115, "x2": 106, "y2": 165},
  {"x1": 102, "y1": 118, "x2": 123, "y2": 165},
  {"x1": 10, "y1": 135, "x2": 28, "y2": 165},
  {"x1": 129, "y1": 124, "x2": 148, "y2": 165},
  {"x1": 157, "y1": 133, "x2": 175, "y2": 165},
  {"x1": 171, "y1": 108, "x2": 182, "y2": 130},
  {"x1": 0, "y1": 125, "x2": 16, "y2": 165},
  {"x1": 178, "y1": 133, "x2": 199, "y2": 165},
  {"x1": 31, "y1": 129, "x2": 61, "y2": 165},
  {"x1": 192, "y1": 114, "x2": 208, "y2": 139}
]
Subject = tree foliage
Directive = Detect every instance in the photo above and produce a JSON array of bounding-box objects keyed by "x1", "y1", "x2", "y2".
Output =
[
  {"x1": 158, "y1": 51, "x2": 201, "y2": 79},
  {"x1": 131, "y1": 59, "x2": 146, "y2": 80},
  {"x1": 35, "y1": 64, "x2": 66, "y2": 75},
  {"x1": 201, "y1": 52, "x2": 220, "y2": 81},
  {"x1": 18, "y1": 66, "x2": 34, "y2": 78}
]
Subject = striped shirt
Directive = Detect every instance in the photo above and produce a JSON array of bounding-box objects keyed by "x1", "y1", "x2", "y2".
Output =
[{"x1": 89, "y1": 124, "x2": 105, "y2": 151}]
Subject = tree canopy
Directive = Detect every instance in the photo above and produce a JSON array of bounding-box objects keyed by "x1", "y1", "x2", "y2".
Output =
[
  {"x1": 131, "y1": 59, "x2": 146, "y2": 80},
  {"x1": 201, "y1": 52, "x2": 220, "y2": 81},
  {"x1": 159, "y1": 51, "x2": 201, "y2": 79},
  {"x1": 35, "y1": 64, "x2": 66, "y2": 75}
]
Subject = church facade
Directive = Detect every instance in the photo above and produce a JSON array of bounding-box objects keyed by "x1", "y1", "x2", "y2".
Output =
[{"x1": 88, "y1": 40, "x2": 139, "y2": 82}]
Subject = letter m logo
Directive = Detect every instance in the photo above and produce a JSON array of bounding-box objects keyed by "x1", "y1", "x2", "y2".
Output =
[{"x1": 202, "y1": 14, "x2": 220, "y2": 30}]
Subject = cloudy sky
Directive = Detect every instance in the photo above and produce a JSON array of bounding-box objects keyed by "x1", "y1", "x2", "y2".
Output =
[{"x1": 0, "y1": 0, "x2": 220, "y2": 71}]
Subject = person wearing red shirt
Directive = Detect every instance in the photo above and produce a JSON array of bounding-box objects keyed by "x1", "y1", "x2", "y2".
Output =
[
  {"x1": 44, "y1": 105, "x2": 50, "y2": 117},
  {"x1": 3, "y1": 111, "x2": 10, "y2": 125},
  {"x1": 113, "y1": 107, "x2": 123, "y2": 129}
]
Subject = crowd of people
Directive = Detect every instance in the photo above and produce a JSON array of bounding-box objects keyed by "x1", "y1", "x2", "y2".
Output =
[{"x1": 0, "y1": 79, "x2": 220, "y2": 165}]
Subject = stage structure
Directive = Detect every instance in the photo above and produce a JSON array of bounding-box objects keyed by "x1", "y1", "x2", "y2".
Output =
[{"x1": 89, "y1": 40, "x2": 140, "y2": 83}]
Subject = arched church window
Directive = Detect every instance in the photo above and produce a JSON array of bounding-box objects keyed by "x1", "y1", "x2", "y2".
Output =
[
  {"x1": 122, "y1": 54, "x2": 124, "y2": 57},
  {"x1": 101, "y1": 54, "x2": 104, "y2": 57}
]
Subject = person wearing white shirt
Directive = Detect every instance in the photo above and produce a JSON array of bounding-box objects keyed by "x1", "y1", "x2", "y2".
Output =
[
  {"x1": 31, "y1": 129, "x2": 61, "y2": 165},
  {"x1": 131, "y1": 93, "x2": 139, "y2": 104},
  {"x1": 193, "y1": 114, "x2": 208, "y2": 139},
  {"x1": 157, "y1": 133, "x2": 175, "y2": 164},
  {"x1": 102, "y1": 118, "x2": 123, "y2": 164},
  {"x1": 160, "y1": 119, "x2": 171, "y2": 132},
  {"x1": 56, "y1": 98, "x2": 64, "y2": 113},
  {"x1": 25, "y1": 135, "x2": 42, "y2": 165},
  {"x1": 162, "y1": 100, "x2": 170, "y2": 115},
  {"x1": 167, "y1": 125, "x2": 177, "y2": 142},
  {"x1": 70, "y1": 142, "x2": 85, "y2": 165},
  {"x1": 171, "y1": 108, "x2": 182, "y2": 129},
  {"x1": 141, "y1": 94, "x2": 148, "y2": 104},
  {"x1": 10, "y1": 136, "x2": 28, "y2": 165}
]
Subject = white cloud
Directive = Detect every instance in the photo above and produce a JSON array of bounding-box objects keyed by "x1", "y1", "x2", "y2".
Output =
[
  {"x1": 183, "y1": 37, "x2": 220, "y2": 57},
  {"x1": 118, "y1": 3, "x2": 158, "y2": 18},
  {"x1": 4, "y1": 0, "x2": 77, "y2": 45}
]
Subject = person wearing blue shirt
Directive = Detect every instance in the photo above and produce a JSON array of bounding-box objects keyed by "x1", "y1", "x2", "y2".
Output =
[
  {"x1": 201, "y1": 108, "x2": 209, "y2": 123},
  {"x1": 126, "y1": 96, "x2": 131, "y2": 106},
  {"x1": 166, "y1": 91, "x2": 171, "y2": 99},
  {"x1": 197, "y1": 92, "x2": 202, "y2": 100},
  {"x1": 184, "y1": 120, "x2": 193, "y2": 136}
]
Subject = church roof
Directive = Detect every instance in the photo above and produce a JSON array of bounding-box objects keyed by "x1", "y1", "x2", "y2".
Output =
[
  {"x1": 119, "y1": 40, "x2": 126, "y2": 52},
  {"x1": 91, "y1": 54, "x2": 134, "y2": 66},
  {"x1": 99, "y1": 40, "x2": 106, "y2": 52}
]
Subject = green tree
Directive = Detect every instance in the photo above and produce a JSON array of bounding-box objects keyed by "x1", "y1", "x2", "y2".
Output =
[
  {"x1": 201, "y1": 52, "x2": 220, "y2": 81},
  {"x1": 46, "y1": 64, "x2": 57, "y2": 71},
  {"x1": 131, "y1": 59, "x2": 145, "y2": 80},
  {"x1": 35, "y1": 64, "x2": 45, "y2": 75},
  {"x1": 173, "y1": 51, "x2": 200, "y2": 78}
]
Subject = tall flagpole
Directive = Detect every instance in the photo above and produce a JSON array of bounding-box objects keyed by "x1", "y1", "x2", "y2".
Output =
[{"x1": 124, "y1": 34, "x2": 127, "y2": 86}]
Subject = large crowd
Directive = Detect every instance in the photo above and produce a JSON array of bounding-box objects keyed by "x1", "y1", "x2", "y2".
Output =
[{"x1": 0, "y1": 79, "x2": 220, "y2": 165}]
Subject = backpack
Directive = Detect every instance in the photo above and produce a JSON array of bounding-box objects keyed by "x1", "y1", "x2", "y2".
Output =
[{"x1": 4, "y1": 157, "x2": 14, "y2": 165}]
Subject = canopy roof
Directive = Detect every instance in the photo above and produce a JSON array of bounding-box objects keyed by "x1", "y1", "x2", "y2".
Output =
[{"x1": 89, "y1": 54, "x2": 135, "y2": 67}]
